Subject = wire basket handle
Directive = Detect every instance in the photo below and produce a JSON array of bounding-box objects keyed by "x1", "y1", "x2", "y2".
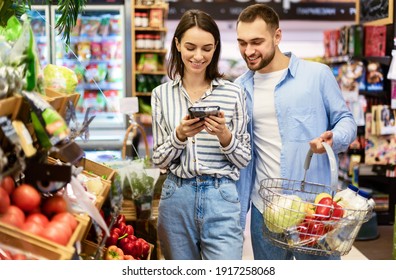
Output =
[
  {"x1": 122, "y1": 123, "x2": 150, "y2": 160},
  {"x1": 303, "y1": 142, "x2": 338, "y2": 193}
]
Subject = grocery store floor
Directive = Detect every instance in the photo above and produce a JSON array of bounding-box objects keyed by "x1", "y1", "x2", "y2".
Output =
[{"x1": 242, "y1": 210, "x2": 394, "y2": 260}]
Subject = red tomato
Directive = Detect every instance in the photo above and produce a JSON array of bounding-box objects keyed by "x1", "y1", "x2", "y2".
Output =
[
  {"x1": 12, "y1": 253, "x2": 27, "y2": 260},
  {"x1": 0, "y1": 176, "x2": 15, "y2": 195},
  {"x1": 11, "y1": 184, "x2": 41, "y2": 212},
  {"x1": 0, "y1": 249, "x2": 12, "y2": 260},
  {"x1": 41, "y1": 196, "x2": 67, "y2": 218},
  {"x1": 51, "y1": 212, "x2": 78, "y2": 231},
  {"x1": 25, "y1": 213, "x2": 50, "y2": 227},
  {"x1": 0, "y1": 205, "x2": 25, "y2": 228},
  {"x1": 0, "y1": 187, "x2": 10, "y2": 214},
  {"x1": 20, "y1": 221, "x2": 44, "y2": 235},
  {"x1": 47, "y1": 221, "x2": 72, "y2": 240},
  {"x1": 39, "y1": 223, "x2": 70, "y2": 246}
]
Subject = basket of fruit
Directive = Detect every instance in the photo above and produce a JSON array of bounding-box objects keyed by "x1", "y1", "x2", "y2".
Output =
[{"x1": 259, "y1": 143, "x2": 374, "y2": 256}]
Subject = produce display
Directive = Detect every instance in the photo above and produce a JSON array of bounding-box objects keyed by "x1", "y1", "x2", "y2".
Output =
[
  {"x1": 0, "y1": 176, "x2": 78, "y2": 246},
  {"x1": 104, "y1": 214, "x2": 151, "y2": 260}
]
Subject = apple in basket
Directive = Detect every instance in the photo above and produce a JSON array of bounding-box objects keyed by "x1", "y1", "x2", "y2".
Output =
[{"x1": 264, "y1": 194, "x2": 306, "y2": 233}]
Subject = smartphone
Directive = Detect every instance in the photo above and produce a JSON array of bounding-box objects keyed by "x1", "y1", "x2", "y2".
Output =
[{"x1": 188, "y1": 106, "x2": 220, "y2": 120}]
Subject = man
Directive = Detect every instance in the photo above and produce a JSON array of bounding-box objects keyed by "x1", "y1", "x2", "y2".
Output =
[{"x1": 234, "y1": 4, "x2": 357, "y2": 260}]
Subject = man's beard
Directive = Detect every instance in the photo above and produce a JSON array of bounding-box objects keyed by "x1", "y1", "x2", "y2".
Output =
[{"x1": 245, "y1": 50, "x2": 275, "y2": 71}]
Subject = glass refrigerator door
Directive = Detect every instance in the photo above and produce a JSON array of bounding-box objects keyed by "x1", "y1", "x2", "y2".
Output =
[
  {"x1": 28, "y1": 6, "x2": 51, "y2": 69},
  {"x1": 50, "y1": 5, "x2": 126, "y2": 149}
]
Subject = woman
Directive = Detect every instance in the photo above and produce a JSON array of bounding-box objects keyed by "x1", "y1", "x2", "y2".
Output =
[{"x1": 151, "y1": 10, "x2": 251, "y2": 260}]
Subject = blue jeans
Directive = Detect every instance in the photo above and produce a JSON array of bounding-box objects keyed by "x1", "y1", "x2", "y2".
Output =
[
  {"x1": 250, "y1": 204, "x2": 340, "y2": 260},
  {"x1": 157, "y1": 173, "x2": 243, "y2": 260}
]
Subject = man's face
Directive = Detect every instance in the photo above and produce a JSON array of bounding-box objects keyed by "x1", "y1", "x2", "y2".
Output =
[{"x1": 237, "y1": 18, "x2": 279, "y2": 73}]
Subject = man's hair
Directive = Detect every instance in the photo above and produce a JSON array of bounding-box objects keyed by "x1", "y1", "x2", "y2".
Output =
[{"x1": 237, "y1": 4, "x2": 280, "y2": 34}]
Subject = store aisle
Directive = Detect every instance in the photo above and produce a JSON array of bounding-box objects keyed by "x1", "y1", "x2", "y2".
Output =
[{"x1": 242, "y1": 209, "x2": 368, "y2": 260}]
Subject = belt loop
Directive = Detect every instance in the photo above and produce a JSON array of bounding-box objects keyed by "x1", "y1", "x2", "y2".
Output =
[
  {"x1": 215, "y1": 177, "x2": 219, "y2": 189},
  {"x1": 178, "y1": 176, "x2": 182, "y2": 187}
]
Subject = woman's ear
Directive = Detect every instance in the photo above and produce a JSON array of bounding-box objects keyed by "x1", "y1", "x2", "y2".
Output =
[{"x1": 175, "y1": 37, "x2": 181, "y2": 52}]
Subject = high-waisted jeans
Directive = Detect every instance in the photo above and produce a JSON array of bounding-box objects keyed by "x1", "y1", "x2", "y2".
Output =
[{"x1": 157, "y1": 173, "x2": 243, "y2": 260}]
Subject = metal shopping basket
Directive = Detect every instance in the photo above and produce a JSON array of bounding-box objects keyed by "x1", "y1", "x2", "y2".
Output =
[{"x1": 259, "y1": 143, "x2": 373, "y2": 257}]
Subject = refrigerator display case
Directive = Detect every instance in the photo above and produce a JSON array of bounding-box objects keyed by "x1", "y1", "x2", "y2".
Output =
[
  {"x1": 50, "y1": 4, "x2": 128, "y2": 150},
  {"x1": 28, "y1": 6, "x2": 51, "y2": 69}
]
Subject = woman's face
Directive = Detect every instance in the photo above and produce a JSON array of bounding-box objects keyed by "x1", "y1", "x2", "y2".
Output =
[{"x1": 175, "y1": 26, "x2": 216, "y2": 77}]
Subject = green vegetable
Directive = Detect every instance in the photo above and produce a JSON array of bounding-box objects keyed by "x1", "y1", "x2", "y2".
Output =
[
  {"x1": 43, "y1": 64, "x2": 78, "y2": 93},
  {"x1": 264, "y1": 194, "x2": 306, "y2": 233}
]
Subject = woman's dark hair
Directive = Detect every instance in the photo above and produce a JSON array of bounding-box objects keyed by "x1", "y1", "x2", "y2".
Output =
[
  {"x1": 237, "y1": 4, "x2": 279, "y2": 34},
  {"x1": 167, "y1": 9, "x2": 223, "y2": 80}
]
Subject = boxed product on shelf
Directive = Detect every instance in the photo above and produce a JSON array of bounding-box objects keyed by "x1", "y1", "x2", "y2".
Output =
[{"x1": 364, "y1": 25, "x2": 387, "y2": 57}]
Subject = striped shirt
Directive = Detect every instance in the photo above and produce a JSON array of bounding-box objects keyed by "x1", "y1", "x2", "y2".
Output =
[{"x1": 151, "y1": 77, "x2": 251, "y2": 180}]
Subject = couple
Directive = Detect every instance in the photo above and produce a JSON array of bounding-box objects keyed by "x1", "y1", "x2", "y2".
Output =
[{"x1": 151, "y1": 4, "x2": 357, "y2": 260}]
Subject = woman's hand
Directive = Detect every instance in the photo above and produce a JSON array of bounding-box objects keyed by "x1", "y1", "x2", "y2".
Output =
[
  {"x1": 176, "y1": 115, "x2": 205, "y2": 141},
  {"x1": 204, "y1": 111, "x2": 232, "y2": 147}
]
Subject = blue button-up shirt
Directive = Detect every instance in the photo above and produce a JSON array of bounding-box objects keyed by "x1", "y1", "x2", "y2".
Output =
[{"x1": 234, "y1": 52, "x2": 357, "y2": 229}]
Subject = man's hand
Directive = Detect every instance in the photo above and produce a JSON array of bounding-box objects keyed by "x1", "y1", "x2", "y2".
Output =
[{"x1": 309, "y1": 131, "x2": 333, "y2": 154}]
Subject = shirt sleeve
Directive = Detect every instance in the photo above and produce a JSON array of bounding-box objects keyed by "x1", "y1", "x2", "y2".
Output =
[
  {"x1": 322, "y1": 65, "x2": 357, "y2": 154},
  {"x1": 221, "y1": 86, "x2": 251, "y2": 169},
  {"x1": 151, "y1": 87, "x2": 187, "y2": 168}
]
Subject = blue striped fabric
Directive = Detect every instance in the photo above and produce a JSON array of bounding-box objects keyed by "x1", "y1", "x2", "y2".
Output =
[{"x1": 151, "y1": 77, "x2": 251, "y2": 180}]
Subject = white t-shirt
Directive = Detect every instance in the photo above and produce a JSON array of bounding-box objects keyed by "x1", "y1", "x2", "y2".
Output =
[{"x1": 251, "y1": 69, "x2": 286, "y2": 212}]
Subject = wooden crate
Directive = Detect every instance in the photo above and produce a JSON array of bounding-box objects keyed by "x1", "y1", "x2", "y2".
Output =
[
  {"x1": 0, "y1": 214, "x2": 86, "y2": 260},
  {"x1": 73, "y1": 213, "x2": 91, "y2": 242},
  {"x1": 77, "y1": 158, "x2": 116, "y2": 182},
  {"x1": 120, "y1": 199, "x2": 159, "y2": 221},
  {"x1": 44, "y1": 88, "x2": 80, "y2": 119},
  {"x1": 47, "y1": 157, "x2": 111, "y2": 210},
  {"x1": 0, "y1": 95, "x2": 23, "y2": 120},
  {"x1": 80, "y1": 240, "x2": 154, "y2": 260}
]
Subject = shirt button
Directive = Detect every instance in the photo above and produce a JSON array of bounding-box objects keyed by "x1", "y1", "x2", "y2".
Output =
[
  {"x1": 192, "y1": 140, "x2": 195, "y2": 143},
  {"x1": 193, "y1": 159, "x2": 196, "y2": 162}
]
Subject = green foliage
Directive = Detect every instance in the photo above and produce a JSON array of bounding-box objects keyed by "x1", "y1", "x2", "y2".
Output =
[
  {"x1": 0, "y1": 0, "x2": 86, "y2": 46},
  {"x1": 55, "y1": 0, "x2": 86, "y2": 45}
]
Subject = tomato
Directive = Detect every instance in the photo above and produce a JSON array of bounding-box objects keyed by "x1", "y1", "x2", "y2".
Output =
[
  {"x1": 47, "y1": 221, "x2": 73, "y2": 240},
  {"x1": 25, "y1": 213, "x2": 50, "y2": 227},
  {"x1": 12, "y1": 253, "x2": 27, "y2": 260},
  {"x1": 0, "y1": 187, "x2": 10, "y2": 214},
  {"x1": 11, "y1": 184, "x2": 41, "y2": 212},
  {"x1": 123, "y1": 255, "x2": 135, "y2": 260},
  {"x1": 0, "y1": 205, "x2": 25, "y2": 228},
  {"x1": 0, "y1": 176, "x2": 15, "y2": 195},
  {"x1": 20, "y1": 221, "x2": 44, "y2": 235},
  {"x1": 39, "y1": 223, "x2": 70, "y2": 246},
  {"x1": 51, "y1": 212, "x2": 78, "y2": 231},
  {"x1": 41, "y1": 195, "x2": 68, "y2": 218},
  {"x1": 0, "y1": 249, "x2": 12, "y2": 260}
]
